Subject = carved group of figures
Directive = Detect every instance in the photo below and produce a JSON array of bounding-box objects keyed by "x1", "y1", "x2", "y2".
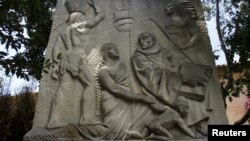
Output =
[{"x1": 46, "y1": 0, "x2": 214, "y2": 140}]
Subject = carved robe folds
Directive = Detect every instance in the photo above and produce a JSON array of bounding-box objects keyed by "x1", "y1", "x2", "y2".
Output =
[
  {"x1": 132, "y1": 43, "x2": 182, "y2": 106},
  {"x1": 24, "y1": 0, "x2": 228, "y2": 141}
]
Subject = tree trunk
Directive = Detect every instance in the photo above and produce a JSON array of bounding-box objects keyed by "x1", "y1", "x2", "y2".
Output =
[{"x1": 215, "y1": 0, "x2": 234, "y2": 108}]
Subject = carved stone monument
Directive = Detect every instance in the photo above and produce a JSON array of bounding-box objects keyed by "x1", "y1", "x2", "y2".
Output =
[{"x1": 24, "y1": 0, "x2": 228, "y2": 140}]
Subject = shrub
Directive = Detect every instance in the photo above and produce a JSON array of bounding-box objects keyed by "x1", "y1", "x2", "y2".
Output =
[{"x1": 0, "y1": 87, "x2": 37, "y2": 141}]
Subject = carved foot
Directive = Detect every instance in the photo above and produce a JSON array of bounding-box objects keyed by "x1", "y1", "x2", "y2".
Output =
[
  {"x1": 196, "y1": 122, "x2": 208, "y2": 136},
  {"x1": 123, "y1": 130, "x2": 144, "y2": 140},
  {"x1": 145, "y1": 133, "x2": 172, "y2": 141},
  {"x1": 186, "y1": 128, "x2": 196, "y2": 138},
  {"x1": 47, "y1": 120, "x2": 66, "y2": 129},
  {"x1": 79, "y1": 118, "x2": 102, "y2": 126},
  {"x1": 176, "y1": 119, "x2": 195, "y2": 138}
]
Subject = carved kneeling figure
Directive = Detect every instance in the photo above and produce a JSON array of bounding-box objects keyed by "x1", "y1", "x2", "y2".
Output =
[{"x1": 124, "y1": 99, "x2": 195, "y2": 140}]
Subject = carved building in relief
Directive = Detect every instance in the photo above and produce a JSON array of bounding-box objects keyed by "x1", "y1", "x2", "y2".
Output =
[{"x1": 24, "y1": 0, "x2": 228, "y2": 140}]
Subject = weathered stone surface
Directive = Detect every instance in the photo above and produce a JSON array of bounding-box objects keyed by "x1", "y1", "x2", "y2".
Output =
[{"x1": 24, "y1": 0, "x2": 228, "y2": 140}]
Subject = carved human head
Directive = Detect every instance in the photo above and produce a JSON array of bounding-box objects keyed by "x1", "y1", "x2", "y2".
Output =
[
  {"x1": 138, "y1": 32, "x2": 156, "y2": 50},
  {"x1": 67, "y1": 12, "x2": 85, "y2": 24},
  {"x1": 173, "y1": 96, "x2": 189, "y2": 117},
  {"x1": 64, "y1": 0, "x2": 88, "y2": 14},
  {"x1": 165, "y1": 0, "x2": 197, "y2": 20},
  {"x1": 101, "y1": 43, "x2": 120, "y2": 61},
  {"x1": 165, "y1": 3, "x2": 175, "y2": 15}
]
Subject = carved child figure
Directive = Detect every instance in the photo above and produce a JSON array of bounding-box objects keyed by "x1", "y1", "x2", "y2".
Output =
[{"x1": 124, "y1": 96, "x2": 194, "y2": 140}]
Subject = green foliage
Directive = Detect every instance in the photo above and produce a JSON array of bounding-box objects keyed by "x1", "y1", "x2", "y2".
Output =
[
  {"x1": 0, "y1": 0, "x2": 56, "y2": 80},
  {"x1": 222, "y1": 0, "x2": 250, "y2": 98},
  {"x1": 43, "y1": 53, "x2": 62, "y2": 74},
  {"x1": 225, "y1": 1, "x2": 250, "y2": 67},
  {"x1": 203, "y1": 0, "x2": 250, "y2": 100},
  {"x1": 0, "y1": 89, "x2": 37, "y2": 141}
]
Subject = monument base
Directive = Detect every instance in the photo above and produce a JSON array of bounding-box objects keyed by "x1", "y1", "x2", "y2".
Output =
[{"x1": 24, "y1": 126, "x2": 209, "y2": 141}]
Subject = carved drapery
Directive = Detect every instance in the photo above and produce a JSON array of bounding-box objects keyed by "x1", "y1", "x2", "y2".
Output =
[{"x1": 24, "y1": 0, "x2": 228, "y2": 140}]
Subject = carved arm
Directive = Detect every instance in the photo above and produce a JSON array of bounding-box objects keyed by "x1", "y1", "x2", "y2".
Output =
[
  {"x1": 99, "y1": 68, "x2": 153, "y2": 104},
  {"x1": 184, "y1": 21, "x2": 201, "y2": 49},
  {"x1": 85, "y1": 5, "x2": 104, "y2": 28},
  {"x1": 60, "y1": 26, "x2": 73, "y2": 50}
]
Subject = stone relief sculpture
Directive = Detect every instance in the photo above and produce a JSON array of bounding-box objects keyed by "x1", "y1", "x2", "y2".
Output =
[
  {"x1": 124, "y1": 96, "x2": 195, "y2": 140},
  {"x1": 24, "y1": 0, "x2": 228, "y2": 141},
  {"x1": 149, "y1": 0, "x2": 220, "y2": 136},
  {"x1": 47, "y1": 0, "x2": 104, "y2": 128},
  {"x1": 98, "y1": 43, "x2": 156, "y2": 139},
  {"x1": 114, "y1": 10, "x2": 133, "y2": 32},
  {"x1": 132, "y1": 32, "x2": 212, "y2": 103},
  {"x1": 159, "y1": 0, "x2": 224, "y2": 122},
  {"x1": 86, "y1": 48, "x2": 104, "y2": 116},
  {"x1": 98, "y1": 43, "x2": 194, "y2": 140},
  {"x1": 132, "y1": 32, "x2": 212, "y2": 137},
  {"x1": 163, "y1": 1, "x2": 201, "y2": 63},
  {"x1": 49, "y1": 43, "x2": 194, "y2": 140},
  {"x1": 159, "y1": 0, "x2": 213, "y2": 136},
  {"x1": 132, "y1": 32, "x2": 183, "y2": 106}
]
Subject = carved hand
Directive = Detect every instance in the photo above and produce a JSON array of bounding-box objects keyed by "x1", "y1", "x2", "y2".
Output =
[
  {"x1": 183, "y1": 44, "x2": 190, "y2": 50},
  {"x1": 51, "y1": 65, "x2": 60, "y2": 80},
  {"x1": 87, "y1": 0, "x2": 98, "y2": 13},
  {"x1": 150, "y1": 102, "x2": 167, "y2": 113},
  {"x1": 142, "y1": 95, "x2": 155, "y2": 104},
  {"x1": 87, "y1": 0, "x2": 94, "y2": 7}
]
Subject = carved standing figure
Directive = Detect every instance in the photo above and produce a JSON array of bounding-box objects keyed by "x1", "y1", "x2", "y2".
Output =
[
  {"x1": 161, "y1": 0, "x2": 214, "y2": 88},
  {"x1": 150, "y1": 0, "x2": 212, "y2": 86},
  {"x1": 164, "y1": 1, "x2": 225, "y2": 120},
  {"x1": 132, "y1": 32, "x2": 211, "y2": 137},
  {"x1": 164, "y1": 1, "x2": 200, "y2": 54},
  {"x1": 132, "y1": 32, "x2": 183, "y2": 106},
  {"x1": 163, "y1": 1, "x2": 218, "y2": 136},
  {"x1": 47, "y1": 1, "x2": 104, "y2": 128}
]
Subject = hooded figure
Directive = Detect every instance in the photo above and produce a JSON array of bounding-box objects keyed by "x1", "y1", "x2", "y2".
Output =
[
  {"x1": 132, "y1": 32, "x2": 209, "y2": 136},
  {"x1": 132, "y1": 32, "x2": 182, "y2": 106}
]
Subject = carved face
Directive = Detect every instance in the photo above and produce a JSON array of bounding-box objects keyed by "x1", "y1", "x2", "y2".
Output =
[
  {"x1": 101, "y1": 43, "x2": 120, "y2": 61},
  {"x1": 108, "y1": 45, "x2": 120, "y2": 59},
  {"x1": 165, "y1": 4, "x2": 175, "y2": 15},
  {"x1": 174, "y1": 96, "x2": 189, "y2": 117},
  {"x1": 138, "y1": 33, "x2": 156, "y2": 50}
]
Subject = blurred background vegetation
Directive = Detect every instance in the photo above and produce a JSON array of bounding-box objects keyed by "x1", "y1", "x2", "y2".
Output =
[
  {"x1": 0, "y1": 79, "x2": 37, "y2": 141},
  {"x1": 0, "y1": 0, "x2": 249, "y2": 140}
]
